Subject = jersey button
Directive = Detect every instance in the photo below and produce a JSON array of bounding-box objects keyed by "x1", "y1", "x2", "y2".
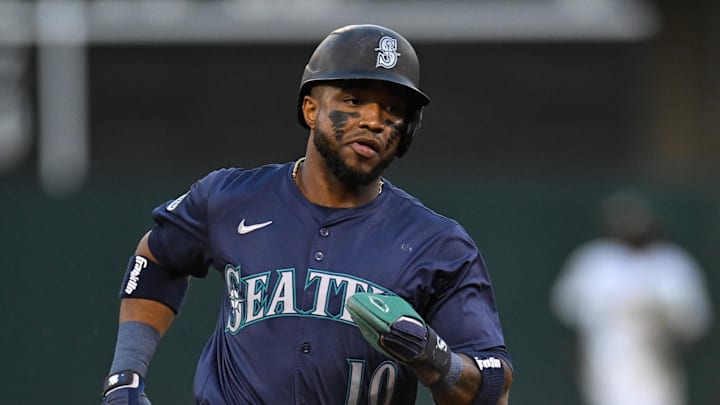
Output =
[
  {"x1": 301, "y1": 342, "x2": 311, "y2": 354},
  {"x1": 314, "y1": 251, "x2": 324, "y2": 261},
  {"x1": 319, "y1": 228, "x2": 330, "y2": 237}
]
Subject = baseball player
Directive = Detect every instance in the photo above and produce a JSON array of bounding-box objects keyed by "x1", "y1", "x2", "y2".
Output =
[
  {"x1": 102, "y1": 24, "x2": 513, "y2": 405},
  {"x1": 551, "y1": 190, "x2": 712, "y2": 405}
]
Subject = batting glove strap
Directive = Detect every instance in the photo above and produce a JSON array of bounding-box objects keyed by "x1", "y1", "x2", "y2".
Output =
[
  {"x1": 402, "y1": 325, "x2": 453, "y2": 386},
  {"x1": 103, "y1": 369, "x2": 142, "y2": 397},
  {"x1": 379, "y1": 317, "x2": 453, "y2": 386},
  {"x1": 380, "y1": 316, "x2": 427, "y2": 362}
]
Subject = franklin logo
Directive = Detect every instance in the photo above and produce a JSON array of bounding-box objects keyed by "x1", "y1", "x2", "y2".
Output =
[
  {"x1": 474, "y1": 356, "x2": 502, "y2": 370},
  {"x1": 125, "y1": 256, "x2": 148, "y2": 294},
  {"x1": 375, "y1": 36, "x2": 400, "y2": 69}
]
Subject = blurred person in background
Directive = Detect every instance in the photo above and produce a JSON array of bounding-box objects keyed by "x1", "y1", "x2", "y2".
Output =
[{"x1": 550, "y1": 189, "x2": 712, "y2": 405}]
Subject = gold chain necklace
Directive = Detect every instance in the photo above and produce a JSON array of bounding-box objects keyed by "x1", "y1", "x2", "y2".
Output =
[{"x1": 292, "y1": 156, "x2": 384, "y2": 195}]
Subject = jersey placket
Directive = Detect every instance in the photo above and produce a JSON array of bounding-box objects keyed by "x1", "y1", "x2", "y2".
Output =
[{"x1": 294, "y1": 223, "x2": 334, "y2": 404}]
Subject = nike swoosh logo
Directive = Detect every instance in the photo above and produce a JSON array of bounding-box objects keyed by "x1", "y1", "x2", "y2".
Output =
[{"x1": 237, "y1": 219, "x2": 273, "y2": 235}]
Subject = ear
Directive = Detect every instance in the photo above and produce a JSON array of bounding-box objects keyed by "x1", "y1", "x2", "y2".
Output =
[{"x1": 301, "y1": 95, "x2": 318, "y2": 129}]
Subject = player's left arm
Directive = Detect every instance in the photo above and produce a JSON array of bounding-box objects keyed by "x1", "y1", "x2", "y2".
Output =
[
  {"x1": 347, "y1": 293, "x2": 512, "y2": 405},
  {"x1": 429, "y1": 352, "x2": 512, "y2": 405}
]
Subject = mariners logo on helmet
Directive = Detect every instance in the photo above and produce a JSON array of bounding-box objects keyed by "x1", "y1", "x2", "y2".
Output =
[{"x1": 375, "y1": 36, "x2": 401, "y2": 69}]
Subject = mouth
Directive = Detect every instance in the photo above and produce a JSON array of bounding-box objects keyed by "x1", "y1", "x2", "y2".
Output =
[{"x1": 348, "y1": 137, "x2": 381, "y2": 158}]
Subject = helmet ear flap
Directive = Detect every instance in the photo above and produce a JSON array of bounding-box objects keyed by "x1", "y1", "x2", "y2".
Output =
[{"x1": 396, "y1": 107, "x2": 423, "y2": 158}]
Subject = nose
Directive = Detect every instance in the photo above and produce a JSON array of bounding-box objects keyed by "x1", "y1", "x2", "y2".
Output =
[{"x1": 358, "y1": 103, "x2": 385, "y2": 132}]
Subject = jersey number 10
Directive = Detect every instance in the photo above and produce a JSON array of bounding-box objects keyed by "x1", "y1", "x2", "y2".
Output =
[{"x1": 345, "y1": 360, "x2": 398, "y2": 405}]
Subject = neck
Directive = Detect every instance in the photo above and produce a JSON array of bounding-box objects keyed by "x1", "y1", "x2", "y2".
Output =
[{"x1": 292, "y1": 156, "x2": 383, "y2": 208}]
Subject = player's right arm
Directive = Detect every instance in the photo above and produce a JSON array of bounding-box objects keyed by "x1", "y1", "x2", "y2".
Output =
[
  {"x1": 101, "y1": 231, "x2": 188, "y2": 405},
  {"x1": 102, "y1": 170, "x2": 226, "y2": 403},
  {"x1": 119, "y1": 231, "x2": 177, "y2": 335}
]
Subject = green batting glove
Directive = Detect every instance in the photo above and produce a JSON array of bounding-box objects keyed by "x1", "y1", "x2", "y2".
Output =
[
  {"x1": 347, "y1": 292, "x2": 426, "y2": 361},
  {"x1": 347, "y1": 293, "x2": 453, "y2": 387}
]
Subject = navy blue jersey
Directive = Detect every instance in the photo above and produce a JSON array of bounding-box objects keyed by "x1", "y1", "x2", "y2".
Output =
[{"x1": 148, "y1": 162, "x2": 506, "y2": 404}]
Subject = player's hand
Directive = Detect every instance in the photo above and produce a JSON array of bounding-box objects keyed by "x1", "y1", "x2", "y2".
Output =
[
  {"x1": 347, "y1": 293, "x2": 452, "y2": 385},
  {"x1": 347, "y1": 292, "x2": 426, "y2": 361},
  {"x1": 101, "y1": 369, "x2": 152, "y2": 405}
]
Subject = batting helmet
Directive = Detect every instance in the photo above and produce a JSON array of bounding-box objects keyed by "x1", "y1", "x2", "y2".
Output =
[{"x1": 297, "y1": 24, "x2": 430, "y2": 157}]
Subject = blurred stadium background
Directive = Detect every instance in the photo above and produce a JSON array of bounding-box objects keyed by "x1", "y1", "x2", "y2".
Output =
[{"x1": 0, "y1": 0, "x2": 718, "y2": 404}]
